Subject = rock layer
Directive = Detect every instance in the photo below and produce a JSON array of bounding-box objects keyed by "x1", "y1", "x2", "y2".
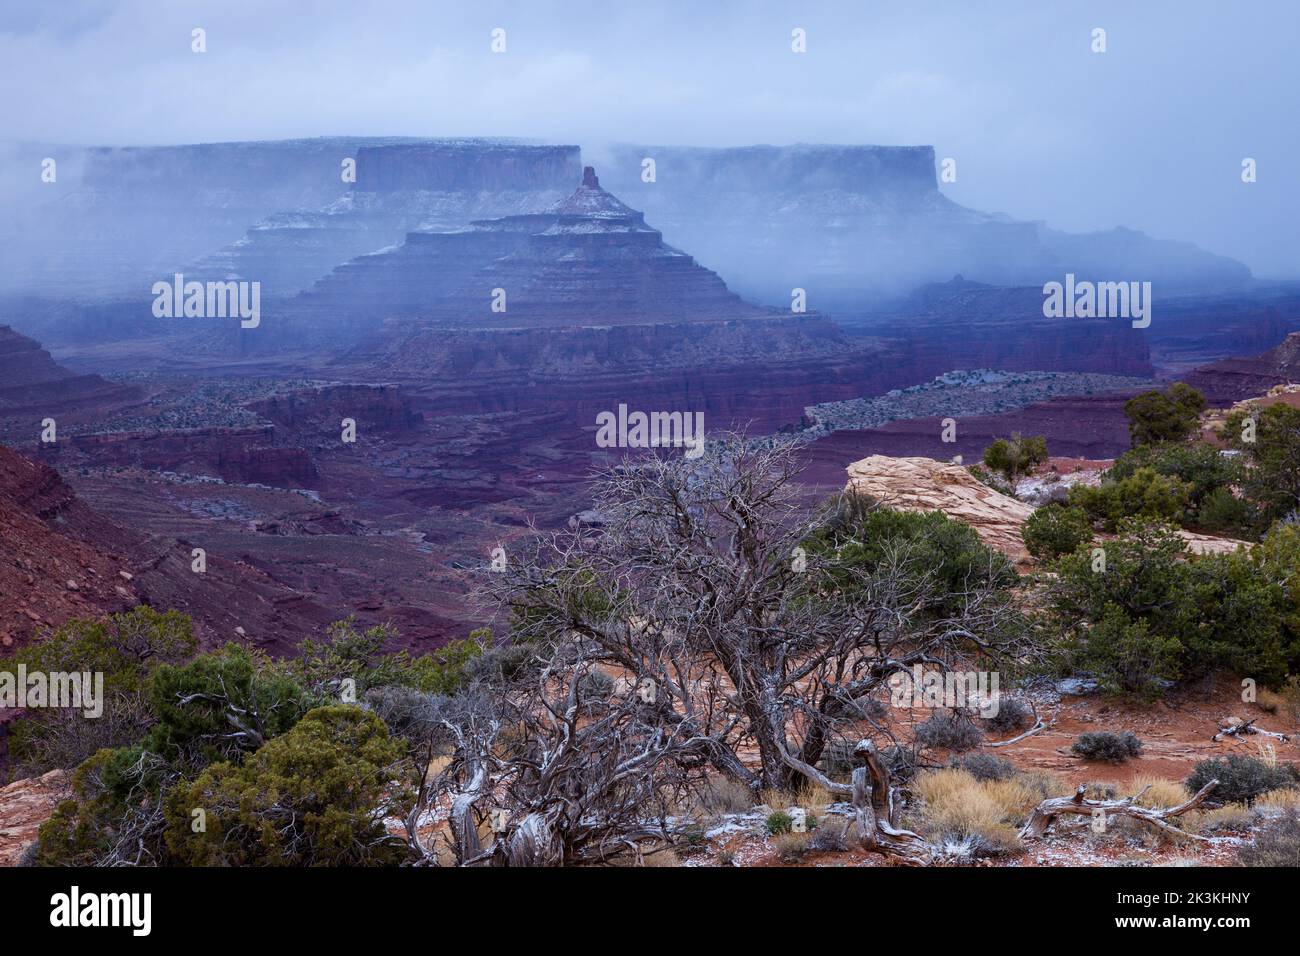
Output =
[
  {"x1": 844, "y1": 455, "x2": 1036, "y2": 562},
  {"x1": 0, "y1": 770, "x2": 69, "y2": 866}
]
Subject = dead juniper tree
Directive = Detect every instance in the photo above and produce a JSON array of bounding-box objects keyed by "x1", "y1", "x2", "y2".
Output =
[
  {"x1": 410, "y1": 637, "x2": 730, "y2": 866},
  {"x1": 487, "y1": 435, "x2": 1032, "y2": 799}
]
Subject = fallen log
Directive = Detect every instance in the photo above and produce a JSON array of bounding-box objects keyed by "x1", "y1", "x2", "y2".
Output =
[
  {"x1": 986, "y1": 719, "x2": 1048, "y2": 748},
  {"x1": 1019, "y1": 779, "x2": 1219, "y2": 842},
  {"x1": 1213, "y1": 718, "x2": 1291, "y2": 743}
]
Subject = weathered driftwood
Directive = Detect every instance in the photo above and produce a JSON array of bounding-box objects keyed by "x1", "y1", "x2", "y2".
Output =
[
  {"x1": 1019, "y1": 779, "x2": 1219, "y2": 842},
  {"x1": 849, "y1": 740, "x2": 936, "y2": 864},
  {"x1": 1212, "y1": 718, "x2": 1291, "y2": 743},
  {"x1": 986, "y1": 719, "x2": 1048, "y2": 748}
]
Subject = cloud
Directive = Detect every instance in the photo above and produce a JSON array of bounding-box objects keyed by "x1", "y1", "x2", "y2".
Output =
[{"x1": 0, "y1": 0, "x2": 1295, "y2": 274}]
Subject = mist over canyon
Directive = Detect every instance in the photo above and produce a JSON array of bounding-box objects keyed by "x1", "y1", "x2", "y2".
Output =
[{"x1": 1, "y1": 134, "x2": 1297, "y2": 655}]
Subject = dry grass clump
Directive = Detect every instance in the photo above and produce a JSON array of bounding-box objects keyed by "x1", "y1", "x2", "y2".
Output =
[
  {"x1": 771, "y1": 832, "x2": 813, "y2": 863},
  {"x1": 758, "y1": 781, "x2": 832, "y2": 813},
  {"x1": 1128, "y1": 775, "x2": 1190, "y2": 808},
  {"x1": 913, "y1": 767, "x2": 1038, "y2": 854},
  {"x1": 1256, "y1": 788, "x2": 1300, "y2": 810},
  {"x1": 1190, "y1": 804, "x2": 1255, "y2": 834},
  {"x1": 1239, "y1": 808, "x2": 1300, "y2": 866},
  {"x1": 696, "y1": 775, "x2": 755, "y2": 815},
  {"x1": 1265, "y1": 676, "x2": 1300, "y2": 723}
]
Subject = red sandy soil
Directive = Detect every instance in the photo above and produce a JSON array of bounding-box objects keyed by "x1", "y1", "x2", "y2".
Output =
[{"x1": 681, "y1": 673, "x2": 1296, "y2": 868}]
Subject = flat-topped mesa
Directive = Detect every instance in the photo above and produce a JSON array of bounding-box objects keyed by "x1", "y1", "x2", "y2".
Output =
[
  {"x1": 287, "y1": 166, "x2": 782, "y2": 339},
  {"x1": 185, "y1": 142, "x2": 582, "y2": 298}
]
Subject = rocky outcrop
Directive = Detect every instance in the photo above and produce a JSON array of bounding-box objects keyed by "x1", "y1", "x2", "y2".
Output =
[
  {"x1": 0, "y1": 770, "x2": 69, "y2": 866},
  {"x1": 354, "y1": 142, "x2": 579, "y2": 193},
  {"x1": 249, "y1": 384, "x2": 418, "y2": 434},
  {"x1": 841, "y1": 453, "x2": 1250, "y2": 565},
  {"x1": 858, "y1": 278, "x2": 1153, "y2": 377},
  {"x1": 0, "y1": 444, "x2": 139, "y2": 648},
  {"x1": 844, "y1": 455, "x2": 1036, "y2": 562},
  {"x1": 1141, "y1": 287, "x2": 1300, "y2": 376},
  {"x1": 1, "y1": 138, "x2": 581, "y2": 301},
  {"x1": 0, "y1": 137, "x2": 432, "y2": 299}
]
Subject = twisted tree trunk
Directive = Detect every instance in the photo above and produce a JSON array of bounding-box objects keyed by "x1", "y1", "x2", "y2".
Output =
[{"x1": 1019, "y1": 780, "x2": 1219, "y2": 842}]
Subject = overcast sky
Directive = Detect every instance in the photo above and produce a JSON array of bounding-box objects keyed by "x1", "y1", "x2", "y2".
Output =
[{"x1": 1, "y1": 0, "x2": 1296, "y2": 275}]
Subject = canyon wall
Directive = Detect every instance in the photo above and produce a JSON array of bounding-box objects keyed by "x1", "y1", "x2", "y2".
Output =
[
  {"x1": 0, "y1": 325, "x2": 141, "y2": 438},
  {"x1": 0, "y1": 138, "x2": 582, "y2": 301},
  {"x1": 50, "y1": 426, "x2": 319, "y2": 488},
  {"x1": 599, "y1": 143, "x2": 1250, "y2": 305}
]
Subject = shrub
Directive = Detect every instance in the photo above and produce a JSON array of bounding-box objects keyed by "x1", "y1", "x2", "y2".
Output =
[
  {"x1": 464, "y1": 639, "x2": 538, "y2": 685},
  {"x1": 1238, "y1": 809, "x2": 1300, "y2": 866},
  {"x1": 807, "y1": 821, "x2": 851, "y2": 853},
  {"x1": 983, "y1": 434, "x2": 1049, "y2": 486},
  {"x1": 982, "y1": 696, "x2": 1034, "y2": 735},
  {"x1": 34, "y1": 744, "x2": 171, "y2": 866},
  {"x1": 3, "y1": 607, "x2": 198, "y2": 775},
  {"x1": 1068, "y1": 605, "x2": 1183, "y2": 700},
  {"x1": 1069, "y1": 467, "x2": 1190, "y2": 531},
  {"x1": 1048, "y1": 519, "x2": 1191, "y2": 699},
  {"x1": 1070, "y1": 730, "x2": 1142, "y2": 763},
  {"x1": 881, "y1": 744, "x2": 920, "y2": 783},
  {"x1": 164, "y1": 705, "x2": 413, "y2": 866},
  {"x1": 948, "y1": 752, "x2": 1019, "y2": 782},
  {"x1": 400, "y1": 628, "x2": 495, "y2": 696},
  {"x1": 914, "y1": 713, "x2": 984, "y2": 752},
  {"x1": 294, "y1": 620, "x2": 493, "y2": 701},
  {"x1": 1226, "y1": 402, "x2": 1300, "y2": 525},
  {"x1": 1023, "y1": 504, "x2": 1093, "y2": 560},
  {"x1": 1186, "y1": 755, "x2": 1299, "y2": 805},
  {"x1": 771, "y1": 831, "x2": 812, "y2": 863},
  {"x1": 765, "y1": 810, "x2": 793, "y2": 835},
  {"x1": 1124, "y1": 383, "x2": 1206, "y2": 446},
  {"x1": 810, "y1": 496, "x2": 1019, "y2": 619},
  {"x1": 1184, "y1": 550, "x2": 1291, "y2": 684},
  {"x1": 1108, "y1": 442, "x2": 1239, "y2": 511},
  {"x1": 146, "y1": 644, "x2": 308, "y2": 761},
  {"x1": 1194, "y1": 486, "x2": 1258, "y2": 536}
]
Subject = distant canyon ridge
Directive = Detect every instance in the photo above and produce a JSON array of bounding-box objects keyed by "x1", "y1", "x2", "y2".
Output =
[{"x1": 0, "y1": 137, "x2": 1251, "y2": 307}]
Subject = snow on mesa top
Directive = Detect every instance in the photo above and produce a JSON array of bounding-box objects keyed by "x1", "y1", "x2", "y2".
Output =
[{"x1": 550, "y1": 166, "x2": 643, "y2": 219}]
